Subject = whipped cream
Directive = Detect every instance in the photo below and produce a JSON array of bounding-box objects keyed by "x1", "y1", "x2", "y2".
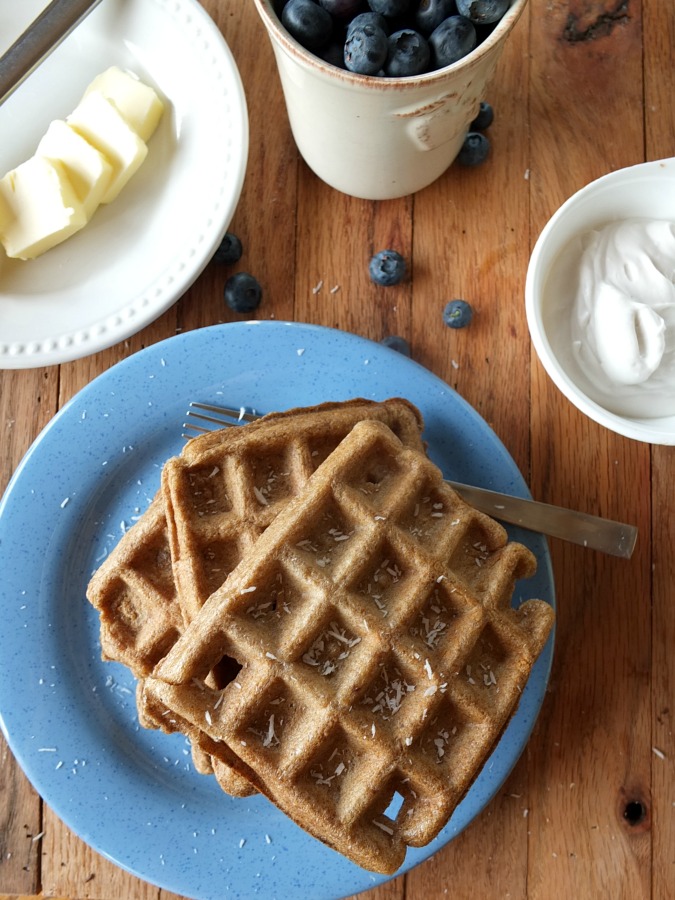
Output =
[{"x1": 550, "y1": 218, "x2": 675, "y2": 418}]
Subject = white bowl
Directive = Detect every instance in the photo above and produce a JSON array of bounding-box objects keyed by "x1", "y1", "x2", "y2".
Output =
[{"x1": 525, "y1": 157, "x2": 675, "y2": 445}]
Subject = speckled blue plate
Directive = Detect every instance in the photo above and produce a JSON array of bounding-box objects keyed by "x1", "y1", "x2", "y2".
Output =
[{"x1": 0, "y1": 321, "x2": 555, "y2": 900}]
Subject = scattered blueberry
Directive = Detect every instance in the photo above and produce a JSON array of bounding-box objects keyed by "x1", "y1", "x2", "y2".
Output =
[
  {"x1": 470, "y1": 100, "x2": 494, "y2": 131},
  {"x1": 224, "y1": 272, "x2": 263, "y2": 313},
  {"x1": 281, "y1": 0, "x2": 333, "y2": 50},
  {"x1": 428, "y1": 16, "x2": 477, "y2": 68},
  {"x1": 345, "y1": 23, "x2": 389, "y2": 75},
  {"x1": 212, "y1": 232, "x2": 243, "y2": 265},
  {"x1": 369, "y1": 249, "x2": 407, "y2": 285},
  {"x1": 380, "y1": 335, "x2": 412, "y2": 356},
  {"x1": 385, "y1": 29, "x2": 430, "y2": 77},
  {"x1": 414, "y1": 0, "x2": 458, "y2": 36},
  {"x1": 443, "y1": 299, "x2": 473, "y2": 328},
  {"x1": 457, "y1": 131, "x2": 490, "y2": 165},
  {"x1": 456, "y1": 0, "x2": 509, "y2": 25}
]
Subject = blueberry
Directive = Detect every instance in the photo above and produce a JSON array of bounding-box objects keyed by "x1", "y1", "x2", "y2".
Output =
[
  {"x1": 367, "y1": 0, "x2": 412, "y2": 16},
  {"x1": 347, "y1": 11, "x2": 389, "y2": 37},
  {"x1": 224, "y1": 272, "x2": 262, "y2": 313},
  {"x1": 380, "y1": 335, "x2": 411, "y2": 356},
  {"x1": 317, "y1": 0, "x2": 363, "y2": 18},
  {"x1": 385, "y1": 29, "x2": 430, "y2": 77},
  {"x1": 344, "y1": 23, "x2": 389, "y2": 75},
  {"x1": 470, "y1": 100, "x2": 494, "y2": 130},
  {"x1": 281, "y1": 0, "x2": 333, "y2": 50},
  {"x1": 456, "y1": 0, "x2": 509, "y2": 25},
  {"x1": 212, "y1": 231, "x2": 243, "y2": 265},
  {"x1": 414, "y1": 0, "x2": 458, "y2": 36},
  {"x1": 428, "y1": 15, "x2": 476, "y2": 68},
  {"x1": 369, "y1": 249, "x2": 407, "y2": 285},
  {"x1": 457, "y1": 131, "x2": 490, "y2": 165},
  {"x1": 318, "y1": 38, "x2": 348, "y2": 68},
  {"x1": 443, "y1": 299, "x2": 473, "y2": 328}
]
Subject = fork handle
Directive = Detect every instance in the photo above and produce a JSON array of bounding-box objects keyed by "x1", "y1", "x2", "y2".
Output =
[
  {"x1": 448, "y1": 480, "x2": 637, "y2": 559},
  {"x1": 0, "y1": 0, "x2": 103, "y2": 104}
]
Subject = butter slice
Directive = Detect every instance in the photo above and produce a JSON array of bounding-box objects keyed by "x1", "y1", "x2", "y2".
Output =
[
  {"x1": 0, "y1": 156, "x2": 87, "y2": 260},
  {"x1": 0, "y1": 190, "x2": 11, "y2": 236},
  {"x1": 84, "y1": 66, "x2": 164, "y2": 142},
  {"x1": 37, "y1": 120, "x2": 113, "y2": 219},
  {"x1": 68, "y1": 92, "x2": 148, "y2": 203}
]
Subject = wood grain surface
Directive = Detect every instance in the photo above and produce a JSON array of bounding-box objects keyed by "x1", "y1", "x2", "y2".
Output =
[{"x1": 1, "y1": 1, "x2": 674, "y2": 898}]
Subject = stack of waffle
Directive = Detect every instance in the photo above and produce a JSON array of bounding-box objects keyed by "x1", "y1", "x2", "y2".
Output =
[{"x1": 87, "y1": 398, "x2": 554, "y2": 874}]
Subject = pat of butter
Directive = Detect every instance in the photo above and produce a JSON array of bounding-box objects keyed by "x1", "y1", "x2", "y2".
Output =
[
  {"x1": 84, "y1": 66, "x2": 164, "y2": 143},
  {"x1": 37, "y1": 120, "x2": 113, "y2": 219},
  {"x1": 68, "y1": 92, "x2": 148, "y2": 203},
  {"x1": 0, "y1": 156, "x2": 87, "y2": 260},
  {"x1": 0, "y1": 190, "x2": 11, "y2": 235}
]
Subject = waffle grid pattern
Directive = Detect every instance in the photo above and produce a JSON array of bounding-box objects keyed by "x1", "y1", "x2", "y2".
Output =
[
  {"x1": 87, "y1": 399, "x2": 425, "y2": 799},
  {"x1": 148, "y1": 420, "x2": 554, "y2": 873},
  {"x1": 163, "y1": 398, "x2": 425, "y2": 623}
]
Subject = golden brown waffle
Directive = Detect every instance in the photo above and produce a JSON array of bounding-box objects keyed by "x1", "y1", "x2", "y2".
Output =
[
  {"x1": 88, "y1": 494, "x2": 182, "y2": 677},
  {"x1": 87, "y1": 398, "x2": 425, "y2": 797},
  {"x1": 146, "y1": 419, "x2": 555, "y2": 874},
  {"x1": 87, "y1": 398, "x2": 423, "y2": 676},
  {"x1": 162, "y1": 397, "x2": 425, "y2": 624}
]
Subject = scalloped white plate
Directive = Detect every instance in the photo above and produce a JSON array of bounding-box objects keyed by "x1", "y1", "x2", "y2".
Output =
[{"x1": 0, "y1": 0, "x2": 248, "y2": 369}]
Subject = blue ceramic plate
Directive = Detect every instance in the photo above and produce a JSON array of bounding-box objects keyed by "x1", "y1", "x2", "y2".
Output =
[{"x1": 0, "y1": 322, "x2": 555, "y2": 900}]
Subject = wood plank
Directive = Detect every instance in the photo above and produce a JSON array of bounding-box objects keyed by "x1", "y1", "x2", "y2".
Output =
[
  {"x1": 643, "y1": 1, "x2": 675, "y2": 898},
  {"x1": 201, "y1": 0, "x2": 298, "y2": 329},
  {"x1": 293, "y1": 183, "x2": 413, "y2": 339},
  {"x1": 411, "y1": 0, "x2": 531, "y2": 471},
  {"x1": 0, "y1": 366, "x2": 59, "y2": 896},
  {"x1": 527, "y1": 3, "x2": 651, "y2": 898}
]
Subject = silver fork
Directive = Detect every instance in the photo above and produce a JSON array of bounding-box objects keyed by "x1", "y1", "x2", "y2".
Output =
[{"x1": 183, "y1": 402, "x2": 638, "y2": 560}]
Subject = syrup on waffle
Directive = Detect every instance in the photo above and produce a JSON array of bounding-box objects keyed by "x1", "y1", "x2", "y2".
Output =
[{"x1": 147, "y1": 419, "x2": 554, "y2": 874}]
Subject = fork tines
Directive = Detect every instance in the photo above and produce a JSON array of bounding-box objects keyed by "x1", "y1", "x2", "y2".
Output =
[{"x1": 182, "y1": 402, "x2": 260, "y2": 439}]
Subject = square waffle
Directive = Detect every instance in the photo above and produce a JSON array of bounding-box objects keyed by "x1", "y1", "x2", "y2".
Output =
[
  {"x1": 161, "y1": 397, "x2": 425, "y2": 624},
  {"x1": 86, "y1": 398, "x2": 425, "y2": 796},
  {"x1": 146, "y1": 419, "x2": 555, "y2": 874}
]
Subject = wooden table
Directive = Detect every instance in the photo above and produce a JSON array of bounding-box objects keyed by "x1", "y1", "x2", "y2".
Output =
[{"x1": 1, "y1": 1, "x2": 673, "y2": 898}]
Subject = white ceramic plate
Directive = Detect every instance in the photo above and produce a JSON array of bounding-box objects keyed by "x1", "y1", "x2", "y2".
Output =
[{"x1": 0, "y1": 0, "x2": 248, "y2": 368}]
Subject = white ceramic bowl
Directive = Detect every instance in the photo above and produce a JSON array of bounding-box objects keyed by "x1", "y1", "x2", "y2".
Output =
[{"x1": 525, "y1": 157, "x2": 675, "y2": 445}]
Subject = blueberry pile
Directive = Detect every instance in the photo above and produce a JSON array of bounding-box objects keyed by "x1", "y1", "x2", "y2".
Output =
[{"x1": 274, "y1": 0, "x2": 511, "y2": 77}]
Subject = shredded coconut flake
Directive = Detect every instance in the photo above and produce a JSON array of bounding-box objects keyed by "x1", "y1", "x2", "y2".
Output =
[{"x1": 253, "y1": 486, "x2": 269, "y2": 506}]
